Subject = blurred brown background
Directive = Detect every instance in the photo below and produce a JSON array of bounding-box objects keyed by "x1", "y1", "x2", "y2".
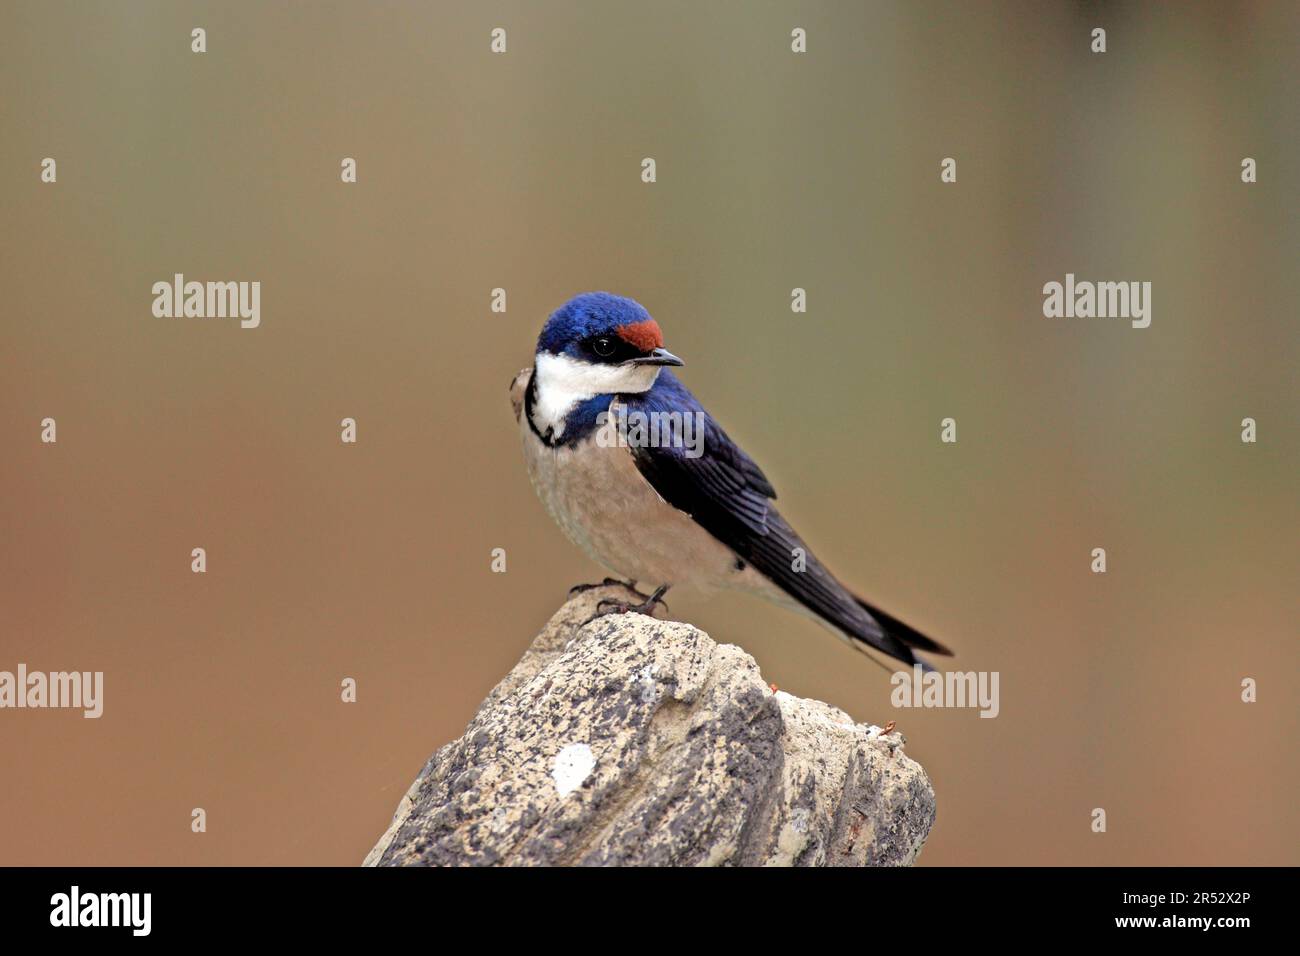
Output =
[{"x1": 1, "y1": 1, "x2": 1296, "y2": 866}]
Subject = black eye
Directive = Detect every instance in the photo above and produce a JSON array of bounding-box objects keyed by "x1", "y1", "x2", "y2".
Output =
[{"x1": 592, "y1": 337, "x2": 616, "y2": 357}]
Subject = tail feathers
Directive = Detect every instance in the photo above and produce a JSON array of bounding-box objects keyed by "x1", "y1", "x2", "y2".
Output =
[{"x1": 853, "y1": 595, "x2": 953, "y2": 659}]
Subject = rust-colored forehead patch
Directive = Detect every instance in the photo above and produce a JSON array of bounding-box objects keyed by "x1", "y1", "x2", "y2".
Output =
[{"x1": 615, "y1": 318, "x2": 664, "y2": 352}]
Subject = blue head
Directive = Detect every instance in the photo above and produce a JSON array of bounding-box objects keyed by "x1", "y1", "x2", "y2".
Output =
[
  {"x1": 527, "y1": 293, "x2": 685, "y2": 441},
  {"x1": 536, "y1": 292, "x2": 682, "y2": 369}
]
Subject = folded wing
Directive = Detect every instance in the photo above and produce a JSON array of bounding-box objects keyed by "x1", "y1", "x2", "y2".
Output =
[{"x1": 625, "y1": 372, "x2": 949, "y2": 667}]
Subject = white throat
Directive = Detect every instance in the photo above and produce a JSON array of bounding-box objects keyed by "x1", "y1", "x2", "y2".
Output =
[{"x1": 530, "y1": 352, "x2": 661, "y2": 439}]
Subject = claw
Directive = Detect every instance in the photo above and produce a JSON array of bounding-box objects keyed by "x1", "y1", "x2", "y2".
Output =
[{"x1": 587, "y1": 583, "x2": 671, "y2": 622}]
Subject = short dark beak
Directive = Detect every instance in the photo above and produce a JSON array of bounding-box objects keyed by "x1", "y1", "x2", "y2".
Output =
[{"x1": 631, "y1": 347, "x2": 684, "y2": 367}]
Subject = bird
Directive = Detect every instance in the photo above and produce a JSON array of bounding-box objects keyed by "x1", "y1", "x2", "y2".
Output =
[{"x1": 510, "y1": 291, "x2": 952, "y2": 670}]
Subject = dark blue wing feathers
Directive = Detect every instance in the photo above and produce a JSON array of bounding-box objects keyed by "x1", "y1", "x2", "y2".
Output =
[{"x1": 625, "y1": 372, "x2": 947, "y2": 666}]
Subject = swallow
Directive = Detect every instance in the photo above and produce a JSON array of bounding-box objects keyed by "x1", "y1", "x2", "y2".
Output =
[{"x1": 510, "y1": 292, "x2": 952, "y2": 669}]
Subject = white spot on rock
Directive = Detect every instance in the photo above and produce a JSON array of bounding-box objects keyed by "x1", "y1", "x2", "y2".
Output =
[
  {"x1": 636, "y1": 664, "x2": 657, "y2": 703},
  {"x1": 552, "y1": 743, "x2": 595, "y2": 798}
]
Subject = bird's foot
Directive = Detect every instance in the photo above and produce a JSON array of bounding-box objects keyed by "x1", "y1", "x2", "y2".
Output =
[
  {"x1": 567, "y1": 577, "x2": 640, "y2": 598},
  {"x1": 591, "y1": 583, "x2": 670, "y2": 620}
]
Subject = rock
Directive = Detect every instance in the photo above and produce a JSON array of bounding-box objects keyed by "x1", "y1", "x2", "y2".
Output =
[{"x1": 364, "y1": 584, "x2": 936, "y2": 867}]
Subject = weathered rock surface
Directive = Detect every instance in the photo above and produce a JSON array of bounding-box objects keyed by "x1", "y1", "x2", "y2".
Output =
[{"x1": 364, "y1": 584, "x2": 936, "y2": 867}]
